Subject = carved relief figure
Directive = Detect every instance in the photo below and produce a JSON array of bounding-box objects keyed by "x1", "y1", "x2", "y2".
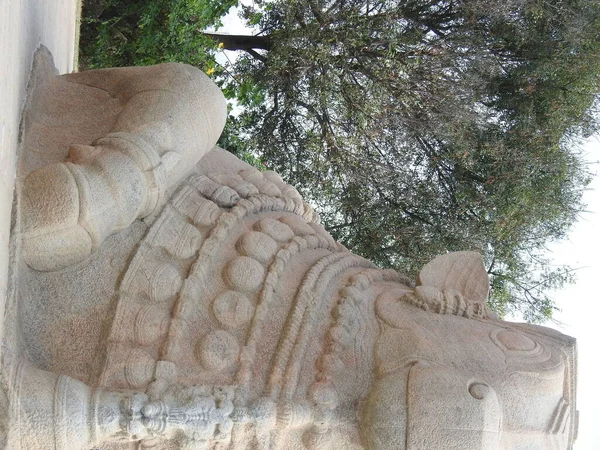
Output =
[{"x1": 1, "y1": 49, "x2": 578, "y2": 450}]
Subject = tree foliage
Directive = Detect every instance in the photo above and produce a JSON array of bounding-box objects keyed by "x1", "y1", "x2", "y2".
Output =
[
  {"x1": 222, "y1": 0, "x2": 599, "y2": 322},
  {"x1": 79, "y1": 0, "x2": 236, "y2": 70},
  {"x1": 79, "y1": 0, "x2": 600, "y2": 321}
]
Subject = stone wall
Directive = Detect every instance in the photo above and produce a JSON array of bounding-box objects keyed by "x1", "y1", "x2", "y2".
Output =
[{"x1": 0, "y1": 0, "x2": 79, "y2": 349}]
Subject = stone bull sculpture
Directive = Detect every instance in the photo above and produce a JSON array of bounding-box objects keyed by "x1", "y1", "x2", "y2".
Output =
[{"x1": 1, "y1": 48, "x2": 577, "y2": 450}]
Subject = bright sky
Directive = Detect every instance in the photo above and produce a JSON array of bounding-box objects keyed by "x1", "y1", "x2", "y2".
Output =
[
  {"x1": 542, "y1": 135, "x2": 600, "y2": 450},
  {"x1": 216, "y1": 6, "x2": 600, "y2": 448}
]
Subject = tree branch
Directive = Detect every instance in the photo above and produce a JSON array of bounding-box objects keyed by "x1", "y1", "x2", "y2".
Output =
[{"x1": 204, "y1": 32, "x2": 272, "y2": 51}]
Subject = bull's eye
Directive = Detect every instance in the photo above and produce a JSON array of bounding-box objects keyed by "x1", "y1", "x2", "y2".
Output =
[{"x1": 468, "y1": 382, "x2": 490, "y2": 400}]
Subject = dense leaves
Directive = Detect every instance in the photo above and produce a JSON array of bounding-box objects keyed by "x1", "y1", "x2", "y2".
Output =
[
  {"x1": 79, "y1": 0, "x2": 236, "y2": 69},
  {"x1": 223, "y1": 0, "x2": 599, "y2": 321},
  {"x1": 79, "y1": 0, "x2": 600, "y2": 321}
]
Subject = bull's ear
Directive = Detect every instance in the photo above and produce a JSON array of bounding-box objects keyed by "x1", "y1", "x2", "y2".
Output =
[{"x1": 416, "y1": 251, "x2": 489, "y2": 303}]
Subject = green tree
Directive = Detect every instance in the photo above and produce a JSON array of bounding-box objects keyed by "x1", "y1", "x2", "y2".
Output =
[
  {"x1": 79, "y1": 0, "x2": 600, "y2": 321},
  {"x1": 79, "y1": 0, "x2": 236, "y2": 70},
  {"x1": 213, "y1": 0, "x2": 599, "y2": 321}
]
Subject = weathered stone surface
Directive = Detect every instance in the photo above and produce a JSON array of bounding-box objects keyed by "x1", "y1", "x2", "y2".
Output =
[
  {"x1": 0, "y1": 0, "x2": 79, "y2": 416},
  {"x1": 1, "y1": 50, "x2": 578, "y2": 450},
  {"x1": 20, "y1": 58, "x2": 226, "y2": 271}
]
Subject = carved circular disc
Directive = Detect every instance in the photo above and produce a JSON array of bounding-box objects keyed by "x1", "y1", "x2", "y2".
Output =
[
  {"x1": 309, "y1": 381, "x2": 339, "y2": 409},
  {"x1": 278, "y1": 215, "x2": 315, "y2": 236},
  {"x1": 468, "y1": 382, "x2": 490, "y2": 400},
  {"x1": 225, "y1": 256, "x2": 265, "y2": 293},
  {"x1": 150, "y1": 263, "x2": 183, "y2": 302},
  {"x1": 213, "y1": 291, "x2": 254, "y2": 329},
  {"x1": 134, "y1": 304, "x2": 170, "y2": 345},
  {"x1": 497, "y1": 330, "x2": 536, "y2": 352},
  {"x1": 173, "y1": 223, "x2": 203, "y2": 259},
  {"x1": 193, "y1": 198, "x2": 220, "y2": 227},
  {"x1": 237, "y1": 231, "x2": 278, "y2": 264},
  {"x1": 196, "y1": 330, "x2": 240, "y2": 371},
  {"x1": 124, "y1": 349, "x2": 155, "y2": 389},
  {"x1": 256, "y1": 218, "x2": 294, "y2": 242}
]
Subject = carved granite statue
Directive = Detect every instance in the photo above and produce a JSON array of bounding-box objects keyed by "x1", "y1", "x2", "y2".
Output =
[{"x1": 1, "y1": 49, "x2": 578, "y2": 450}]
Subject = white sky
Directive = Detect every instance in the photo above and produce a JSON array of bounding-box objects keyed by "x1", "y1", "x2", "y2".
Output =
[
  {"x1": 542, "y1": 135, "x2": 600, "y2": 450},
  {"x1": 216, "y1": 6, "x2": 600, "y2": 448}
]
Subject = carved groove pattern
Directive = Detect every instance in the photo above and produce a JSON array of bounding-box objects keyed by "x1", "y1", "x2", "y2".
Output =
[
  {"x1": 262, "y1": 253, "x2": 376, "y2": 399},
  {"x1": 160, "y1": 174, "x2": 326, "y2": 379},
  {"x1": 310, "y1": 269, "x2": 404, "y2": 408},
  {"x1": 100, "y1": 167, "x2": 332, "y2": 397},
  {"x1": 400, "y1": 285, "x2": 490, "y2": 319},
  {"x1": 237, "y1": 234, "x2": 340, "y2": 392}
]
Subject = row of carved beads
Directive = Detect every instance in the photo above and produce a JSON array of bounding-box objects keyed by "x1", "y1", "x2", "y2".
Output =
[
  {"x1": 101, "y1": 181, "x2": 223, "y2": 390},
  {"x1": 103, "y1": 166, "x2": 335, "y2": 392},
  {"x1": 195, "y1": 168, "x2": 317, "y2": 224},
  {"x1": 164, "y1": 170, "x2": 334, "y2": 379},
  {"x1": 310, "y1": 269, "x2": 406, "y2": 410},
  {"x1": 197, "y1": 214, "x2": 333, "y2": 375}
]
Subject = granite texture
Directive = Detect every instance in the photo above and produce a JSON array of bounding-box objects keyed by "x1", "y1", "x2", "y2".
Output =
[
  {"x1": 0, "y1": 0, "x2": 78, "y2": 373},
  {"x1": 2, "y1": 50, "x2": 578, "y2": 450}
]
